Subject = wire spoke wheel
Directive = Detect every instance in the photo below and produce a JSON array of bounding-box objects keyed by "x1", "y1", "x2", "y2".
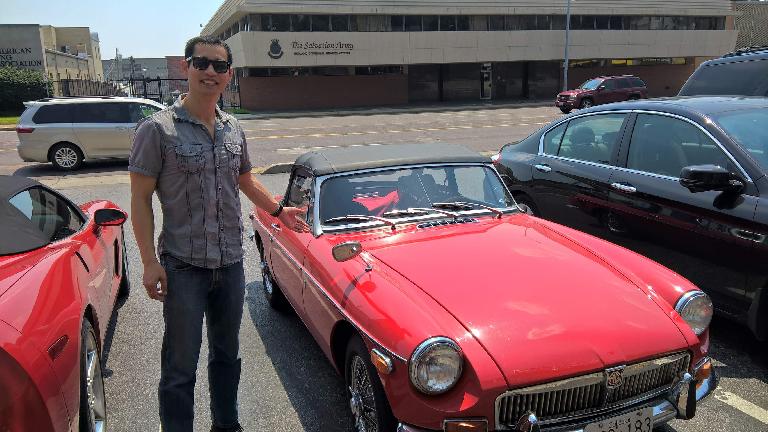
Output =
[{"x1": 349, "y1": 356, "x2": 378, "y2": 432}]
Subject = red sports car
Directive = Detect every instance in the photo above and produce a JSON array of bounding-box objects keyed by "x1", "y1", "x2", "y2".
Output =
[
  {"x1": 250, "y1": 144, "x2": 716, "y2": 432},
  {"x1": 0, "y1": 175, "x2": 128, "y2": 432}
]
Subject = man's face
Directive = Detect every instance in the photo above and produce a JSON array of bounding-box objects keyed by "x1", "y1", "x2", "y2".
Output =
[{"x1": 183, "y1": 43, "x2": 232, "y2": 97}]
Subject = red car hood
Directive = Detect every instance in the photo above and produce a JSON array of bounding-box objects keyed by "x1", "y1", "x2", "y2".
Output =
[
  {"x1": 367, "y1": 218, "x2": 688, "y2": 388},
  {"x1": 558, "y1": 89, "x2": 587, "y2": 97}
]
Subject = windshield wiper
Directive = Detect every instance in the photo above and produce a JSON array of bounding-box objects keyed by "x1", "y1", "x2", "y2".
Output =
[
  {"x1": 323, "y1": 215, "x2": 397, "y2": 230},
  {"x1": 432, "y1": 202, "x2": 505, "y2": 219},
  {"x1": 380, "y1": 208, "x2": 432, "y2": 218}
]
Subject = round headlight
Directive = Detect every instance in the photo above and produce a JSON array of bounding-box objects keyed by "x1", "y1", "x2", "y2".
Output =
[
  {"x1": 409, "y1": 337, "x2": 463, "y2": 395},
  {"x1": 675, "y1": 291, "x2": 713, "y2": 335}
]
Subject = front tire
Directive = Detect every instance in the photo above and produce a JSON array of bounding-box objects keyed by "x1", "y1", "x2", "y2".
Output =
[
  {"x1": 345, "y1": 336, "x2": 396, "y2": 432},
  {"x1": 50, "y1": 142, "x2": 84, "y2": 171},
  {"x1": 79, "y1": 319, "x2": 107, "y2": 432},
  {"x1": 257, "y1": 239, "x2": 288, "y2": 311},
  {"x1": 579, "y1": 99, "x2": 594, "y2": 109},
  {"x1": 559, "y1": 107, "x2": 572, "y2": 114}
]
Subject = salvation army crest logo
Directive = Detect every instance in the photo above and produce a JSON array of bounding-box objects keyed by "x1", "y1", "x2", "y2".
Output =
[{"x1": 268, "y1": 39, "x2": 284, "y2": 59}]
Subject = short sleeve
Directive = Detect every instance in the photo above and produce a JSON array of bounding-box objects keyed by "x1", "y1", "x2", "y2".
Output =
[
  {"x1": 239, "y1": 124, "x2": 253, "y2": 175},
  {"x1": 129, "y1": 120, "x2": 163, "y2": 178}
]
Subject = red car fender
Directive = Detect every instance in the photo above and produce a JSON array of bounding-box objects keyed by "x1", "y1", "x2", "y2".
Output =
[
  {"x1": 532, "y1": 219, "x2": 708, "y2": 360},
  {"x1": 0, "y1": 319, "x2": 68, "y2": 431}
]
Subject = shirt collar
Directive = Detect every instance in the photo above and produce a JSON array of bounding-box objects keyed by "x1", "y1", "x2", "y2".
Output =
[{"x1": 171, "y1": 93, "x2": 232, "y2": 126}]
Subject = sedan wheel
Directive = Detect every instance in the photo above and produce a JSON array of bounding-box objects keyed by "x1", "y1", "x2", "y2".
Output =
[
  {"x1": 51, "y1": 143, "x2": 84, "y2": 171},
  {"x1": 80, "y1": 320, "x2": 107, "y2": 432},
  {"x1": 345, "y1": 336, "x2": 395, "y2": 432}
]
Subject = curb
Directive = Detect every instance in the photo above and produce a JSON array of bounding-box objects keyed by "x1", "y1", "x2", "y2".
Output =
[
  {"x1": 234, "y1": 100, "x2": 552, "y2": 120},
  {"x1": 0, "y1": 125, "x2": 16, "y2": 132}
]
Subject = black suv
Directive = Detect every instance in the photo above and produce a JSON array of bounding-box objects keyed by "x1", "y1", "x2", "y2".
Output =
[
  {"x1": 679, "y1": 46, "x2": 768, "y2": 96},
  {"x1": 493, "y1": 97, "x2": 768, "y2": 340}
]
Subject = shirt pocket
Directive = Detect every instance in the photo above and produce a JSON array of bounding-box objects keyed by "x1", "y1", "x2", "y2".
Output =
[
  {"x1": 174, "y1": 143, "x2": 204, "y2": 174},
  {"x1": 224, "y1": 141, "x2": 242, "y2": 174}
]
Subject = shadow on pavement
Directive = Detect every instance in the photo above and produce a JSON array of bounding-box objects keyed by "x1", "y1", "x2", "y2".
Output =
[
  {"x1": 244, "y1": 279, "x2": 355, "y2": 432},
  {"x1": 101, "y1": 292, "x2": 129, "y2": 378},
  {"x1": 13, "y1": 160, "x2": 129, "y2": 178},
  {"x1": 708, "y1": 316, "x2": 768, "y2": 380}
]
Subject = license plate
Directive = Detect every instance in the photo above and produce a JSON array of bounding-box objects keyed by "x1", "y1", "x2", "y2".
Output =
[{"x1": 584, "y1": 407, "x2": 653, "y2": 432}]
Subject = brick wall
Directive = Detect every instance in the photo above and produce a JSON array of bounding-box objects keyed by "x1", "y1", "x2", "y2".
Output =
[{"x1": 239, "y1": 75, "x2": 408, "y2": 110}]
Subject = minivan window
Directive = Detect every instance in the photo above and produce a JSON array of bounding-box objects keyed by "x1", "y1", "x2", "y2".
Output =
[
  {"x1": 679, "y1": 58, "x2": 768, "y2": 96},
  {"x1": 32, "y1": 104, "x2": 72, "y2": 124},
  {"x1": 129, "y1": 103, "x2": 161, "y2": 123},
  {"x1": 714, "y1": 108, "x2": 768, "y2": 172},
  {"x1": 74, "y1": 103, "x2": 132, "y2": 123}
]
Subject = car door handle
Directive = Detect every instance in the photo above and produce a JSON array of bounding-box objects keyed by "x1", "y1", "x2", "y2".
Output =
[
  {"x1": 270, "y1": 223, "x2": 281, "y2": 232},
  {"x1": 611, "y1": 182, "x2": 637, "y2": 193},
  {"x1": 534, "y1": 164, "x2": 552, "y2": 173}
]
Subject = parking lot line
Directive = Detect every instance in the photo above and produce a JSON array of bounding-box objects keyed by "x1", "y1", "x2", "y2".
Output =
[{"x1": 715, "y1": 390, "x2": 768, "y2": 424}]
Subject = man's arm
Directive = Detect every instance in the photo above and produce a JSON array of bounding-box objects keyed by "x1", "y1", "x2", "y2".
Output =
[
  {"x1": 130, "y1": 172, "x2": 167, "y2": 301},
  {"x1": 239, "y1": 173, "x2": 309, "y2": 232}
]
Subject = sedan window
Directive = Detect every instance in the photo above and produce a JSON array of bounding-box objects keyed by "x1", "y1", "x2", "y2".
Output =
[
  {"x1": 627, "y1": 114, "x2": 733, "y2": 178},
  {"x1": 713, "y1": 108, "x2": 768, "y2": 172},
  {"x1": 9, "y1": 187, "x2": 84, "y2": 242},
  {"x1": 557, "y1": 114, "x2": 626, "y2": 164}
]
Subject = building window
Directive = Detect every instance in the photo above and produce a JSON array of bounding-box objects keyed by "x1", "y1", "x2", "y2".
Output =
[
  {"x1": 405, "y1": 16, "x2": 422, "y2": 32},
  {"x1": 440, "y1": 16, "x2": 457, "y2": 31},
  {"x1": 457, "y1": 16, "x2": 470, "y2": 31},
  {"x1": 423, "y1": 15, "x2": 439, "y2": 31},
  {"x1": 312, "y1": 15, "x2": 330, "y2": 31},
  {"x1": 332, "y1": 15, "x2": 350, "y2": 31},
  {"x1": 292, "y1": 15, "x2": 310, "y2": 32},
  {"x1": 391, "y1": 16, "x2": 405, "y2": 31},
  {"x1": 489, "y1": 16, "x2": 505, "y2": 31}
]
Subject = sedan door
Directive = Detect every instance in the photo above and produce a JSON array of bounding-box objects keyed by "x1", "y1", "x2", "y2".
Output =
[
  {"x1": 267, "y1": 169, "x2": 313, "y2": 312},
  {"x1": 606, "y1": 112, "x2": 761, "y2": 317},
  {"x1": 529, "y1": 112, "x2": 629, "y2": 237},
  {"x1": 73, "y1": 102, "x2": 134, "y2": 158}
]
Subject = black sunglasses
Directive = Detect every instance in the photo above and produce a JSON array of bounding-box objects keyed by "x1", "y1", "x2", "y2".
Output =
[{"x1": 186, "y1": 56, "x2": 230, "y2": 73}]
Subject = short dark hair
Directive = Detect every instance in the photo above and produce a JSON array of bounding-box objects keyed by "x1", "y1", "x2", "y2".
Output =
[{"x1": 184, "y1": 35, "x2": 233, "y2": 64}]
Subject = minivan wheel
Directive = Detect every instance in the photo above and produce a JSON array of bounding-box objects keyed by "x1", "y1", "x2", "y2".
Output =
[
  {"x1": 51, "y1": 143, "x2": 84, "y2": 170},
  {"x1": 579, "y1": 99, "x2": 594, "y2": 109}
]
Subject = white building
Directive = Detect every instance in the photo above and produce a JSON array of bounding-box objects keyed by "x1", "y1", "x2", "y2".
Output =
[{"x1": 202, "y1": 0, "x2": 738, "y2": 110}]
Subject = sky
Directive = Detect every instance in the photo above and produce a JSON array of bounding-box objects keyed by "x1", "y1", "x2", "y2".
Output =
[{"x1": 3, "y1": 0, "x2": 223, "y2": 59}]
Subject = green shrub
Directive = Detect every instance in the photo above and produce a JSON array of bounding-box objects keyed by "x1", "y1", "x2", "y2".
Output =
[{"x1": 0, "y1": 67, "x2": 52, "y2": 114}]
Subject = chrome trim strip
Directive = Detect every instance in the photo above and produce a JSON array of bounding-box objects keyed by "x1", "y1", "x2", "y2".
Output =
[
  {"x1": 371, "y1": 348, "x2": 394, "y2": 374},
  {"x1": 302, "y1": 269, "x2": 408, "y2": 363},
  {"x1": 537, "y1": 109, "x2": 635, "y2": 155},
  {"x1": 674, "y1": 290, "x2": 708, "y2": 312}
]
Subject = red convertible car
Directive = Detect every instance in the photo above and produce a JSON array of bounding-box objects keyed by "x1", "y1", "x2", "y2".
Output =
[
  {"x1": 250, "y1": 144, "x2": 716, "y2": 432},
  {"x1": 0, "y1": 175, "x2": 128, "y2": 432}
]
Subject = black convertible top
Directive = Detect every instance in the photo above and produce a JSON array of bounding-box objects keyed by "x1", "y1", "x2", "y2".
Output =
[
  {"x1": 294, "y1": 143, "x2": 489, "y2": 176},
  {"x1": 0, "y1": 176, "x2": 50, "y2": 256}
]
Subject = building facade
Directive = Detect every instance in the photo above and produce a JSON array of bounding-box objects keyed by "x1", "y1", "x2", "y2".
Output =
[
  {"x1": 0, "y1": 24, "x2": 104, "y2": 83},
  {"x1": 102, "y1": 56, "x2": 188, "y2": 81},
  {"x1": 734, "y1": 1, "x2": 768, "y2": 49},
  {"x1": 202, "y1": 0, "x2": 738, "y2": 110}
]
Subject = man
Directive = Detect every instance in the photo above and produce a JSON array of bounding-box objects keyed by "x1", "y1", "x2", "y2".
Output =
[{"x1": 129, "y1": 35, "x2": 308, "y2": 432}]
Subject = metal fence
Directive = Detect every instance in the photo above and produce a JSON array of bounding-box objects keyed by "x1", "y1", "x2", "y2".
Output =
[{"x1": 49, "y1": 78, "x2": 241, "y2": 109}]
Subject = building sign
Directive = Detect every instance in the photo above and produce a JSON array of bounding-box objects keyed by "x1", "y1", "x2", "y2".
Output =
[
  {"x1": 0, "y1": 47, "x2": 44, "y2": 68},
  {"x1": 267, "y1": 39, "x2": 355, "y2": 59}
]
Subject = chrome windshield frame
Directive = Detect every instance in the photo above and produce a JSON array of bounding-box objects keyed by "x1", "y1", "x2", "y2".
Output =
[{"x1": 312, "y1": 162, "x2": 517, "y2": 237}]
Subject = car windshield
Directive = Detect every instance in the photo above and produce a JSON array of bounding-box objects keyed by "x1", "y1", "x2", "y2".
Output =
[
  {"x1": 579, "y1": 79, "x2": 603, "y2": 90},
  {"x1": 712, "y1": 108, "x2": 768, "y2": 172},
  {"x1": 319, "y1": 165, "x2": 516, "y2": 226}
]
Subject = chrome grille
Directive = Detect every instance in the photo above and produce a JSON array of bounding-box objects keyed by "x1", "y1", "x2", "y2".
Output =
[{"x1": 496, "y1": 352, "x2": 690, "y2": 428}]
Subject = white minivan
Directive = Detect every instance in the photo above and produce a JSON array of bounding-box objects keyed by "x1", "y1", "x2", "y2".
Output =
[{"x1": 16, "y1": 96, "x2": 165, "y2": 170}]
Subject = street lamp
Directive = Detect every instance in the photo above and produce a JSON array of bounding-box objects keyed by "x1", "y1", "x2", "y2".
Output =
[{"x1": 563, "y1": 0, "x2": 572, "y2": 91}]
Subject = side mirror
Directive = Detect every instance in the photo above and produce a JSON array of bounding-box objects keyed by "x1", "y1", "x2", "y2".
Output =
[
  {"x1": 95, "y1": 208, "x2": 127, "y2": 226},
  {"x1": 332, "y1": 241, "x2": 363, "y2": 262},
  {"x1": 597, "y1": 85, "x2": 606, "y2": 91},
  {"x1": 679, "y1": 165, "x2": 744, "y2": 194}
]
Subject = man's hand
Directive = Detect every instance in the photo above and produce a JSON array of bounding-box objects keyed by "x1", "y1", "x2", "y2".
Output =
[
  {"x1": 279, "y1": 207, "x2": 310, "y2": 233},
  {"x1": 143, "y1": 260, "x2": 168, "y2": 302}
]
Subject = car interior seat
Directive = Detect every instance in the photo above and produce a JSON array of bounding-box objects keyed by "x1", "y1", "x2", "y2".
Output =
[{"x1": 629, "y1": 124, "x2": 688, "y2": 177}]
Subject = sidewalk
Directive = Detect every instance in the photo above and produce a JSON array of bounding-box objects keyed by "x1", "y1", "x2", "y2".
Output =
[{"x1": 234, "y1": 99, "x2": 552, "y2": 120}]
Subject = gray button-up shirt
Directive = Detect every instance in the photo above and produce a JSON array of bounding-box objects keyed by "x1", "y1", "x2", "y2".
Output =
[{"x1": 129, "y1": 97, "x2": 253, "y2": 269}]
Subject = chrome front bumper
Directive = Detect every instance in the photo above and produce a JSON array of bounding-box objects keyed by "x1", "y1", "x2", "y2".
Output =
[{"x1": 396, "y1": 357, "x2": 717, "y2": 432}]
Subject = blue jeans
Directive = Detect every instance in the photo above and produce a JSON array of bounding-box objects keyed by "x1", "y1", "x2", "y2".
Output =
[{"x1": 158, "y1": 254, "x2": 245, "y2": 432}]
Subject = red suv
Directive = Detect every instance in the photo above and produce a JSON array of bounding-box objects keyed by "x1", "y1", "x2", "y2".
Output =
[{"x1": 555, "y1": 75, "x2": 648, "y2": 113}]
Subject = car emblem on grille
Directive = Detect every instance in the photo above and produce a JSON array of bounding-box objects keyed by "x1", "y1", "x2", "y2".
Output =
[{"x1": 605, "y1": 367, "x2": 625, "y2": 389}]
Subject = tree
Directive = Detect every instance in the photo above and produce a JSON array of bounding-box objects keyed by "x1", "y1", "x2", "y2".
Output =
[{"x1": 0, "y1": 67, "x2": 52, "y2": 113}]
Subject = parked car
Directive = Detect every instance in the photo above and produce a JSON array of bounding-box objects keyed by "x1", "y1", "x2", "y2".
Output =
[
  {"x1": 493, "y1": 96, "x2": 768, "y2": 341},
  {"x1": 251, "y1": 143, "x2": 716, "y2": 432},
  {"x1": 16, "y1": 96, "x2": 165, "y2": 170},
  {"x1": 0, "y1": 175, "x2": 128, "y2": 431},
  {"x1": 679, "y1": 46, "x2": 768, "y2": 97},
  {"x1": 556, "y1": 75, "x2": 648, "y2": 114}
]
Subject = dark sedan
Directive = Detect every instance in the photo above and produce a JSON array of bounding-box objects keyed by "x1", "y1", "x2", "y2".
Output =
[{"x1": 493, "y1": 96, "x2": 768, "y2": 340}]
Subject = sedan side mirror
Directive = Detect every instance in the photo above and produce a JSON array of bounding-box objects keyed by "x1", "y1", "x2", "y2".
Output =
[
  {"x1": 95, "y1": 208, "x2": 128, "y2": 226},
  {"x1": 679, "y1": 165, "x2": 744, "y2": 194}
]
